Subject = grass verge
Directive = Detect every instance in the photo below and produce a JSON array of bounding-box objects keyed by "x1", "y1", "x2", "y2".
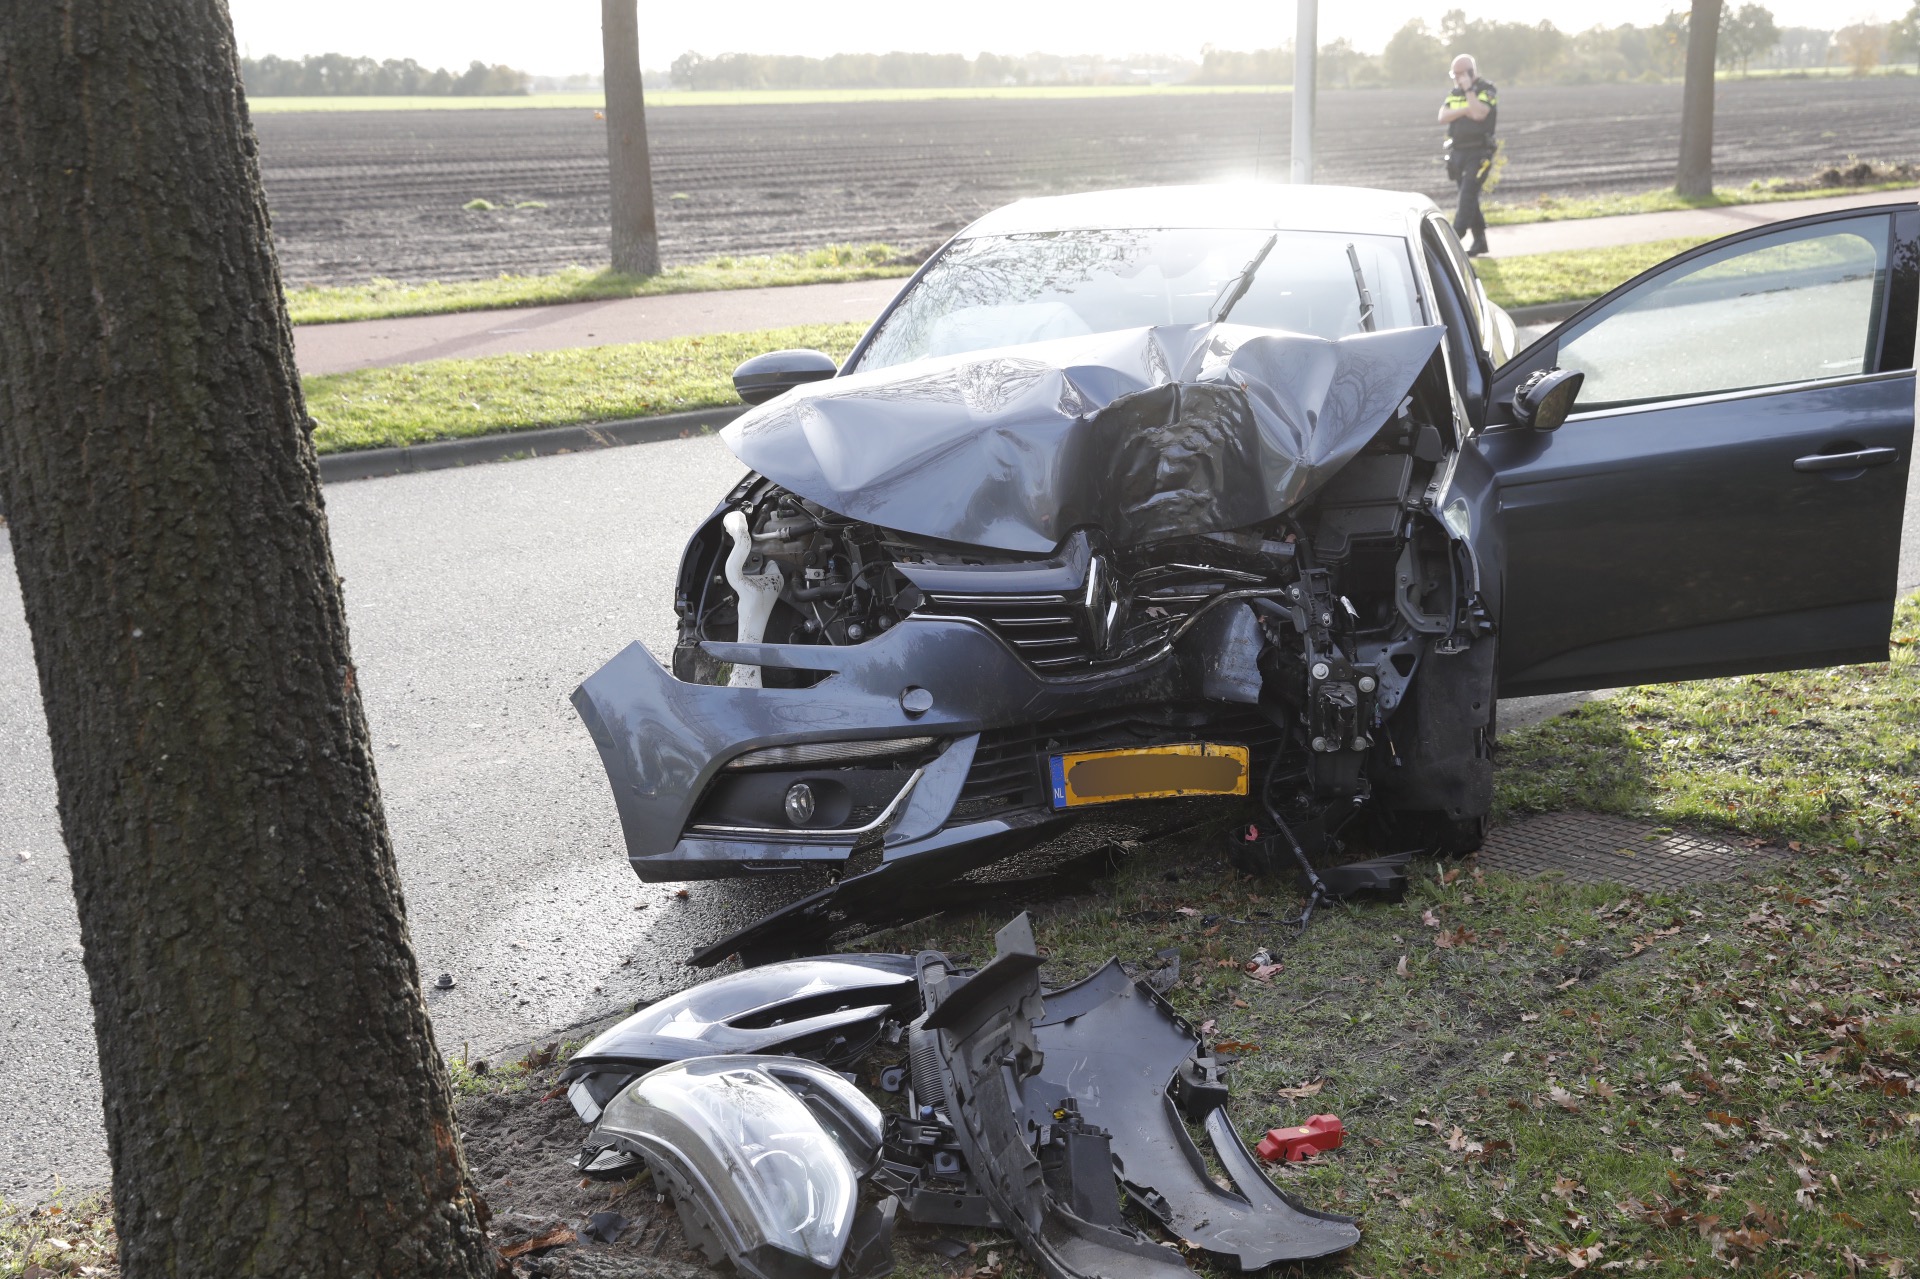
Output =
[
  {"x1": 1477, "y1": 236, "x2": 1711, "y2": 311},
  {"x1": 1, "y1": 1191, "x2": 118, "y2": 1277},
  {"x1": 1485, "y1": 176, "x2": 1918, "y2": 227},
  {"x1": 303, "y1": 321, "x2": 865, "y2": 453},
  {"x1": 286, "y1": 245, "x2": 914, "y2": 326},
  {"x1": 875, "y1": 597, "x2": 1920, "y2": 1277}
]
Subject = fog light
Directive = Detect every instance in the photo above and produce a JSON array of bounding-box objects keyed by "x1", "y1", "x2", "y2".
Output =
[{"x1": 783, "y1": 783, "x2": 816, "y2": 826}]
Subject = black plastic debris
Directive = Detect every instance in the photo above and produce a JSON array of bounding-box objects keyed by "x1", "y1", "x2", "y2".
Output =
[
  {"x1": 579, "y1": 912, "x2": 1358, "y2": 1279},
  {"x1": 580, "y1": 1211, "x2": 629, "y2": 1244},
  {"x1": 1310, "y1": 852, "x2": 1413, "y2": 903}
]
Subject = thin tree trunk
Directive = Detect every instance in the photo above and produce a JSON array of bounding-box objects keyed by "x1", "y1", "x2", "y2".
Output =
[
  {"x1": 0, "y1": 3, "x2": 494, "y2": 1275},
  {"x1": 1676, "y1": 0, "x2": 1723, "y2": 197},
  {"x1": 603, "y1": 0, "x2": 662, "y2": 275}
]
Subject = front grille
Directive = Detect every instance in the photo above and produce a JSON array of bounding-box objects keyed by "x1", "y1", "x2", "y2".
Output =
[
  {"x1": 953, "y1": 706, "x2": 1285, "y2": 818},
  {"x1": 923, "y1": 590, "x2": 1093, "y2": 671}
]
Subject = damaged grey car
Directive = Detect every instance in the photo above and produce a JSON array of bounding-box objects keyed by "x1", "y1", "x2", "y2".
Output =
[{"x1": 574, "y1": 184, "x2": 1918, "y2": 961}]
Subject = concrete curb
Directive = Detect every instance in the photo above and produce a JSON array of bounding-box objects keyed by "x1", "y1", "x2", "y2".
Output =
[{"x1": 315, "y1": 404, "x2": 747, "y2": 484}]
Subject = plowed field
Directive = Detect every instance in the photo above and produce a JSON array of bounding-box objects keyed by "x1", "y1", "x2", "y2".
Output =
[{"x1": 255, "y1": 77, "x2": 1920, "y2": 286}]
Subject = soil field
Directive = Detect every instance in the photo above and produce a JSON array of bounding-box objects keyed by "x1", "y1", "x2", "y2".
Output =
[{"x1": 255, "y1": 77, "x2": 1920, "y2": 287}]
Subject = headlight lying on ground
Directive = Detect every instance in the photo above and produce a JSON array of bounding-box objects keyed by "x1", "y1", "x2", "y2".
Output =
[{"x1": 588, "y1": 1056, "x2": 884, "y2": 1275}]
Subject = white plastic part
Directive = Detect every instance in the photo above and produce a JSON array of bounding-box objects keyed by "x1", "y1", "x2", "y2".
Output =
[{"x1": 722, "y1": 509, "x2": 784, "y2": 689}]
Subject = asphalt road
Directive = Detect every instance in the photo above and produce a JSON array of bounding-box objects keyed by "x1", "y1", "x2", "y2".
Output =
[{"x1": 4, "y1": 425, "x2": 1918, "y2": 1198}]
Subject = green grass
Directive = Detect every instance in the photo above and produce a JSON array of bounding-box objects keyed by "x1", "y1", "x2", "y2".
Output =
[
  {"x1": 1, "y1": 1190, "x2": 118, "y2": 1277},
  {"x1": 303, "y1": 321, "x2": 865, "y2": 453},
  {"x1": 874, "y1": 596, "x2": 1920, "y2": 1278},
  {"x1": 248, "y1": 84, "x2": 1294, "y2": 113},
  {"x1": 286, "y1": 244, "x2": 914, "y2": 326},
  {"x1": 1486, "y1": 177, "x2": 1919, "y2": 227},
  {"x1": 1478, "y1": 236, "x2": 1712, "y2": 310}
]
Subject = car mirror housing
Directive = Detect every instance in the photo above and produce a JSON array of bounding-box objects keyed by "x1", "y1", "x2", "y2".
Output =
[
  {"x1": 732, "y1": 349, "x2": 839, "y2": 405},
  {"x1": 1510, "y1": 366, "x2": 1584, "y2": 432}
]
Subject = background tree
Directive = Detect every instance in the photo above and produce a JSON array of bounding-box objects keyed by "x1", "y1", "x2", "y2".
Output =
[
  {"x1": 1676, "y1": 0, "x2": 1724, "y2": 197},
  {"x1": 603, "y1": 0, "x2": 662, "y2": 276},
  {"x1": 1893, "y1": 3, "x2": 1920, "y2": 70},
  {"x1": 1717, "y1": 4, "x2": 1781, "y2": 75},
  {"x1": 1833, "y1": 21, "x2": 1889, "y2": 73},
  {"x1": 0, "y1": 2, "x2": 495, "y2": 1275},
  {"x1": 1382, "y1": 20, "x2": 1445, "y2": 86}
]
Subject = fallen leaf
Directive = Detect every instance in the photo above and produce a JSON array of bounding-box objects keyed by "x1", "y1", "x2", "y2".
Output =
[
  {"x1": 1176, "y1": 906, "x2": 1202, "y2": 917},
  {"x1": 1274, "y1": 1079, "x2": 1326, "y2": 1099},
  {"x1": 1548, "y1": 1085, "x2": 1581, "y2": 1113},
  {"x1": 1551, "y1": 1174, "x2": 1584, "y2": 1200},
  {"x1": 1422, "y1": 908, "x2": 1442, "y2": 928},
  {"x1": 672, "y1": 888, "x2": 689, "y2": 899},
  {"x1": 1198, "y1": 1018, "x2": 1217, "y2": 1035},
  {"x1": 1520, "y1": 1012, "x2": 1541, "y2": 1023},
  {"x1": 1245, "y1": 962, "x2": 1283, "y2": 982},
  {"x1": 1396, "y1": 954, "x2": 1410, "y2": 979},
  {"x1": 1565, "y1": 1241, "x2": 1603, "y2": 1269},
  {"x1": 1446, "y1": 1125, "x2": 1467, "y2": 1151}
]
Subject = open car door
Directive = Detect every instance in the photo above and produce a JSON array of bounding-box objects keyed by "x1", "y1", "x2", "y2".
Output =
[{"x1": 1480, "y1": 204, "x2": 1918, "y2": 698}]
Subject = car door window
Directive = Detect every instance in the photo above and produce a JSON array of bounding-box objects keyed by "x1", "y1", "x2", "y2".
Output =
[{"x1": 1557, "y1": 216, "x2": 1891, "y2": 409}]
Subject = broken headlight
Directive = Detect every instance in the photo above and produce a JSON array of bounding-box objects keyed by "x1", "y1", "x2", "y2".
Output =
[{"x1": 589, "y1": 1056, "x2": 882, "y2": 1276}]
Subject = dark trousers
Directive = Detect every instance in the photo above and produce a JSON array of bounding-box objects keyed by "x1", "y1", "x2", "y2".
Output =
[{"x1": 1452, "y1": 147, "x2": 1492, "y2": 248}]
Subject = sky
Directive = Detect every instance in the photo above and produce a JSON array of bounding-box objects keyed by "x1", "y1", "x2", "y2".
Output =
[{"x1": 223, "y1": 0, "x2": 1900, "y2": 75}]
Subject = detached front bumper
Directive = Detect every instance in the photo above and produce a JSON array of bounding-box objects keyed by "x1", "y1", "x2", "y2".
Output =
[{"x1": 572, "y1": 617, "x2": 1210, "y2": 882}]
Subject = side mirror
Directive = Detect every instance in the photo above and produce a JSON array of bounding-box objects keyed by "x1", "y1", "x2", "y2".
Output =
[
  {"x1": 1510, "y1": 367, "x2": 1584, "y2": 432},
  {"x1": 732, "y1": 349, "x2": 838, "y2": 406}
]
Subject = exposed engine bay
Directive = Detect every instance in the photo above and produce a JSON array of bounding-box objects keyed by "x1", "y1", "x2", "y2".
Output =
[{"x1": 573, "y1": 322, "x2": 1503, "y2": 960}]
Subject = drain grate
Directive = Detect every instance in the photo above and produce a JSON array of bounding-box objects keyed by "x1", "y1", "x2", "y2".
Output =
[{"x1": 1476, "y1": 811, "x2": 1777, "y2": 892}]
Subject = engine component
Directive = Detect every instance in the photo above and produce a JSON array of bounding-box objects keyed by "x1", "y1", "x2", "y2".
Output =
[{"x1": 723, "y1": 509, "x2": 785, "y2": 688}]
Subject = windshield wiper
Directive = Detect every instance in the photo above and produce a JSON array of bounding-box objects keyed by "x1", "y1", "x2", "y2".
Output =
[
  {"x1": 1345, "y1": 243, "x2": 1377, "y2": 332},
  {"x1": 1212, "y1": 233, "x2": 1278, "y2": 323}
]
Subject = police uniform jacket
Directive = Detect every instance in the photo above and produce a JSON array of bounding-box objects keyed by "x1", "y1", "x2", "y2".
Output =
[{"x1": 1443, "y1": 77, "x2": 1498, "y2": 152}]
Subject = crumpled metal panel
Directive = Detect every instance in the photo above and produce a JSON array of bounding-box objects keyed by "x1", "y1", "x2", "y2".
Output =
[{"x1": 723, "y1": 322, "x2": 1444, "y2": 554}]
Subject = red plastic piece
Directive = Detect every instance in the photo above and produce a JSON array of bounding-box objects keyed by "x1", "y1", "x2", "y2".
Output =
[{"x1": 1255, "y1": 1114, "x2": 1345, "y2": 1162}]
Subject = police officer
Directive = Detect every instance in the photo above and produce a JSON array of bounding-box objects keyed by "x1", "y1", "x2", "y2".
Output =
[{"x1": 1437, "y1": 54, "x2": 1497, "y2": 256}]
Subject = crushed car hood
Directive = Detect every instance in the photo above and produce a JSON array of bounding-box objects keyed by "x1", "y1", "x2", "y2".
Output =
[{"x1": 723, "y1": 322, "x2": 1446, "y2": 554}]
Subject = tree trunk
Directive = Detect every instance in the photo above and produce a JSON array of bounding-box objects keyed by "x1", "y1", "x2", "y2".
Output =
[
  {"x1": 603, "y1": 0, "x2": 662, "y2": 275},
  {"x1": 1675, "y1": 0, "x2": 1723, "y2": 197},
  {"x1": 0, "y1": 4, "x2": 494, "y2": 1275}
]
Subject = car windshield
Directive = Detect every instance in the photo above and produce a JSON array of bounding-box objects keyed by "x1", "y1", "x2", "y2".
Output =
[{"x1": 856, "y1": 227, "x2": 1424, "y2": 370}]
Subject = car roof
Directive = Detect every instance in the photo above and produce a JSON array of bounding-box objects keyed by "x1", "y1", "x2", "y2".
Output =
[{"x1": 956, "y1": 183, "x2": 1439, "y2": 241}]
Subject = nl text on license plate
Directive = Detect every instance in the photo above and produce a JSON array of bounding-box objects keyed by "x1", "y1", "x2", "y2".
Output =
[{"x1": 1048, "y1": 743, "x2": 1250, "y2": 810}]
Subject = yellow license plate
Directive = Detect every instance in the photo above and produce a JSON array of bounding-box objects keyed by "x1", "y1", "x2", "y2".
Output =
[{"x1": 1048, "y1": 743, "x2": 1250, "y2": 810}]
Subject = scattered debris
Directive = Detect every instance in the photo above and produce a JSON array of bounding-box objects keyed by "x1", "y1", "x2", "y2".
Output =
[
  {"x1": 1256, "y1": 1114, "x2": 1346, "y2": 1162},
  {"x1": 574, "y1": 913, "x2": 1358, "y2": 1278},
  {"x1": 435, "y1": 972, "x2": 456, "y2": 990}
]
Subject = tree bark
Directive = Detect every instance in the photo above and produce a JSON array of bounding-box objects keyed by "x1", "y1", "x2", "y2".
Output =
[
  {"x1": 603, "y1": 0, "x2": 662, "y2": 275},
  {"x1": 1675, "y1": 0, "x2": 1723, "y2": 197},
  {"x1": 0, "y1": 3, "x2": 494, "y2": 1275}
]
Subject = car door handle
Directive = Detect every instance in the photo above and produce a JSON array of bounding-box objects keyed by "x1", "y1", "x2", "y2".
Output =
[{"x1": 1793, "y1": 447, "x2": 1899, "y2": 473}]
